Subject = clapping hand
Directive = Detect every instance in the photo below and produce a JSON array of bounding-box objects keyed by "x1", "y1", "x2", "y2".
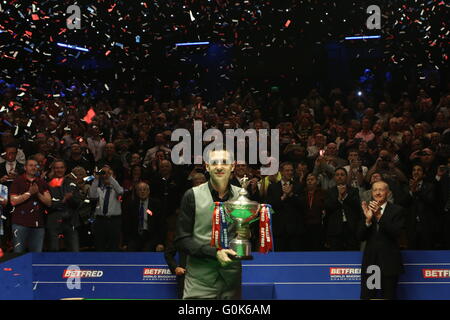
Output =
[
  {"x1": 369, "y1": 200, "x2": 381, "y2": 221},
  {"x1": 361, "y1": 201, "x2": 373, "y2": 223},
  {"x1": 29, "y1": 183, "x2": 39, "y2": 195}
]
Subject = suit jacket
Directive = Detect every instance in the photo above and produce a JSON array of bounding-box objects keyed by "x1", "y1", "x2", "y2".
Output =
[
  {"x1": 324, "y1": 186, "x2": 362, "y2": 236},
  {"x1": 436, "y1": 174, "x2": 450, "y2": 214},
  {"x1": 164, "y1": 243, "x2": 187, "y2": 274},
  {"x1": 122, "y1": 197, "x2": 164, "y2": 245},
  {"x1": 357, "y1": 202, "x2": 405, "y2": 276},
  {"x1": 405, "y1": 181, "x2": 437, "y2": 235},
  {"x1": 299, "y1": 189, "x2": 326, "y2": 226},
  {"x1": 267, "y1": 181, "x2": 303, "y2": 236}
]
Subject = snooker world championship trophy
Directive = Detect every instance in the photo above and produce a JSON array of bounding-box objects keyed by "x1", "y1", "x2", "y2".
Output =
[{"x1": 211, "y1": 176, "x2": 274, "y2": 260}]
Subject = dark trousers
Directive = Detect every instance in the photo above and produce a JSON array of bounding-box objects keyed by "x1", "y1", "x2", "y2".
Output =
[
  {"x1": 360, "y1": 272, "x2": 399, "y2": 300},
  {"x1": 443, "y1": 212, "x2": 450, "y2": 249},
  {"x1": 408, "y1": 224, "x2": 434, "y2": 250},
  {"x1": 327, "y1": 222, "x2": 359, "y2": 251},
  {"x1": 46, "y1": 214, "x2": 79, "y2": 252},
  {"x1": 273, "y1": 233, "x2": 300, "y2": 251},
  {"x1": 301, "y1": 224, "x2": 324, "y2": 251},
  {"x1": 127, "y1": 231, "x2": 158, "y2": 252},
  {"x1": 93, "y1": 216, "x2": 121, "y2": 251},
  {"x1": 176, "y1": 275, "x2": 185, "y2": 299}
]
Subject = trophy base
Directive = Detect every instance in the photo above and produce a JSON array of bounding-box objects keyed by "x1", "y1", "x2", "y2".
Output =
[{"x1": 231, "y1": 255, "x2": 253, "y2": 260}]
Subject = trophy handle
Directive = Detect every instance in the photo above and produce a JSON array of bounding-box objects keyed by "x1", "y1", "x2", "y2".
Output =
[{"x1": 242, "y1": 203, "x2": 261, "y2": 225}]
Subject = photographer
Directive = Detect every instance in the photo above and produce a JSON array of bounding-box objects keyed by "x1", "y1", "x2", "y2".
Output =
[
  {"x1": 46, "y1": 160, "x2": 82, "y2": 252},
  {"x1": 89, "y1": 165, "x2": 124, "y2": 251}
]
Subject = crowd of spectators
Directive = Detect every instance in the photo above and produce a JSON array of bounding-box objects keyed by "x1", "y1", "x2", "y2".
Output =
[{"x1": 0, "y1": 76, "x2": 449, "y2": 253}]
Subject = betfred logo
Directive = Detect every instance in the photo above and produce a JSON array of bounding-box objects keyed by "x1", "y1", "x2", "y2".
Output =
[
  {"x1": 422, "y1": 269, "x2": 450, "y2": 278},
  {"x1": 62, "y1": 269, "x2": 104, "y2": 278},
  {"x1": 330, "y1": 268, "x2": 361, "y2": 275},
  {"x1": 143, "y1": 268, "x2": 172, "y2": 276}
]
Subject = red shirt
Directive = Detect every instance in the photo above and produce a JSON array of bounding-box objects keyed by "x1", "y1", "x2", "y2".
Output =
[{"x1": 10, "y1": 174, "x2": 49, "y2": 228}]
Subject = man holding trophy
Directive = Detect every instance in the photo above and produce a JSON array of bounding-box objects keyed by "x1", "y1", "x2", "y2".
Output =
[{"x1": 175, "y1": 148, "x2": 273, "y2": 299}]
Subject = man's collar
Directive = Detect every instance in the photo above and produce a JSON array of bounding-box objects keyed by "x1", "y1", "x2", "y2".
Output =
[{"x1": 208, "y1": 180, "x2": 233, "y2": 198}]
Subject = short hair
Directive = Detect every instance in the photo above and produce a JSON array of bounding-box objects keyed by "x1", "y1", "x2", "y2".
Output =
[
  {"x1": 136, "y1": 182, "x2": 150, "y2": 190},
  {"x1": 25, "y1": 158, "x2": 38, "y2": 166},
  {"x1": 412, "y1": 163, "x2": 425, "y2": 171},
  {"x1": 51, "y1": 159, "x2": 66, "y2": 168},
  {"x1": 335, "y1": 167, "x2": 348, "y2": 175},
  {"x1": 280, "y1": 161, "x2": 294, "y2": 171},
  {"x1": 4, "y1": 144, "x2": 18, "y2": 151},
  {"x1": 371, "y1": 180, "x2": 390, "y2": 191},
  {"x1": 71, "y1": 166, "x2": 86, "y2": 177}
]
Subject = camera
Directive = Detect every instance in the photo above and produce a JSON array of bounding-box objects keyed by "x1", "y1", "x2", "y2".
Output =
[{"x1": 97, "y1": 169, "x2": 106, "y2": 176}]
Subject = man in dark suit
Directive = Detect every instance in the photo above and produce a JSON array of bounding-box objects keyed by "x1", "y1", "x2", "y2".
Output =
[
  {"x1": 436, "y1": 161, "x2": 450, "y2": 249},
  {"x1": 358, "y1": 181, "x2": 405, "y2": 300},
  {"x1": 267, "y1": 162, "x2": 303, "y2": 251},
  {"x1": 406, "y1": 164, "x2": 437, "y2": 249},
  {"x1": 324, "y1": 167, "x2": 362, "y2": 250},
  {"x1": 122, "y1": 182, "x2": 165, "y2": 252}
]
